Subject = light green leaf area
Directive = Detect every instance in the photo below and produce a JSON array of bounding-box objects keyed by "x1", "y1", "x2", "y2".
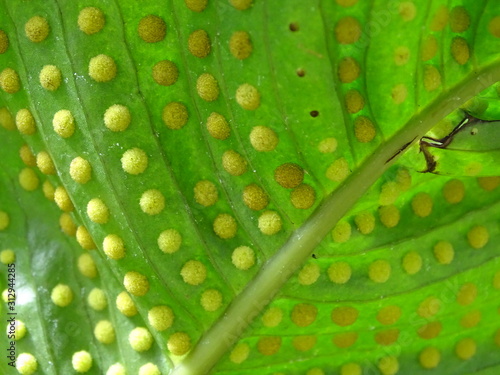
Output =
[{"x1": 1, "y1": 1, "x2": 500, "y2": 375}]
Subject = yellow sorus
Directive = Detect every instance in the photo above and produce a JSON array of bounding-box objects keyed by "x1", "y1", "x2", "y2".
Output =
[
  {"x1": 291, "y1": 303, "x2": 318, "y2": 327},
  {"x1": 106, "y1": 363, "x2": 126, "y2": 375},
  {"x1": 293, "y1": 338, "x2": 315, "y2": 353},
  {"x1": 421, "y1": 35, "x2": 438, "y2": 61},
  {"x1": 332, "y1": 221, "x2": 351, "y2": 243},
  {"x1": 455, "y1": 337, "x2": 476, "y2": 360},
  {"x1": 200, "y1": 289, "x2": 222, "y2": 311},
  {"x1": 104, "y1": 104, "x2": 131, "y2": 132},
  {"x1": 334, "y1": 16, "x2": 361, "y2": 44},
  {"x1": 53, "y1": 110, "x2": 75, "y2": 138},
  {"x1": 478, "y1": 176, "x2": 500, "y2": 191},
  {"x1": 50, "y1": 284, "x2": 73, "y2": 307},
  {"x1": 41, "y1": 178, "x2": 56, "y2": 198},
  {"x1": 188, "y1": 29, "x2": 211, "y2": 58},
  {"x1": 0, "y1": 211, "x2": 9, "y2": 231},
  {"x1": 16, "y1": 353, "x2": 38, "y2": 375},
  {"x1": 157, "y1": 229, "x2": 182, "y2": 254},
  {"x1": 402, "y1": 251, "x2": 422, "y2": 275},
  {"x1": 467, "y1": 225, "x2": 489, "y2": 249},
  {"x1": 36, "y1": 151, "x2": 56, "y2": 175},
  {"x1": 213, "y1": 213, "x2": 238, "y2": 239},
  {"x1": 423, "y1": 65, "x2": 441, "y2": 92},
  {"x1": 59, "y1": 213, "x2": 76, "y2": 236},
  {"x1": 231, "y1": 246, "x2": 255, "y2": 270},
  {"x1": 124, "y1": 271, "x2": 150, "y2": 296},
  {"x1": 398, "y1": 1, "x2": 417, "y2": 21},
  {"x1": 129, "y1": 327, "x2": 153, "y2": 352},
  {"x1": 368, "y1": 259, "x2": 391, "y2": 283},
  {"x1": 298, "y1": 263, "x2": 321, "y2": 286},
  {"x1": 451, "y1": 37, "x2": 470, "y2": 65},
  {"x1": 87, "y1": 288, "x2": 107, "y2": 311},
  {"x1": 354, "y1": 116, "x2": 376, "y2": 143},
  {"x1": 242, "y1": 183, "x2": 269, "y2": 211},
  {"x1": 196, "y1": 73, "x2": 219, "y2": 102},
  {"x1": 94, "y1": 320, "x2": 115, "y2": 344},
  {"x1": 318, "y1": 137, "x2": 338, "y2": 153},
  {"x1": 39, "y1": 65, "x2": 62, "y2": 91},
  {"x1": 236, "y1": 83, "x2": 260, "y2": 110},
  {"x1": 442, "y1": 179, "x2": 465, "y2": 204},
  {"x1": 206, "y1": 112, "x2": 230, "y2": 140},
  {"x1": 76, "y1": 225, "x2": 96, "y2": 250},
  {"x1": 19, "y1": 168, "x2": 39, "y2": 191},
  {"x1": 194, "y1": 180, "x2": 218, "y2": 207},
  {"x1": 411, "y1": 192, "x2": 433, "y2": 218},
  {"x1": 19, "y1": 144, "x2": 36, "y2": 167},
  {"x1": 354, "y1": 211, "x2": 375, "y2": 235},
  {"x1": 72, "y1": 350, "x2": 92, "y2": 373},
  {"x1": 15, "y1": 109, "x2": 36, "y2": 135},
  {"x1": 376, "y1": 305, "x2": 402, "y2": 325},
  {"x1": 433, "y1": 240, "x2": 454, "y2": 264},
  {"x1": 148, "y1": 305, "x2": 174, "y2": 331},
  {"x1": 77, "y1": 253, "x2": 97, "y2": 278},
  {"x1": 167, "y1": 332, "x2": 191, "y2": 356},
  {"x1": 417, "y1": 296, "x2": 441, "y2": 319},
  {"x1": 116, "y1": 291, "x2": 137, "y2": 317},
  {"x1": 0, "y1": 30, "x2": 8, "y2": 54},
  {"x1": 121, "y1": 134, "x2": 153, "y2": 168},
  {"x1": 88, "y1": 54, "x2": 117, "y2": 82},
  {"x1": 326, "y1": 157, "x2": 350, "y2": 182},
  {"x1": 249, "y1": 126, "x2": 278, "y2": 152},
  {"x1": 0, "y1": 249, "x2": 15, "y2": 264},
  {"x1": 327, "y1": 261, "x2": 352, "y2": 284},
  {"x1": 54, "y1": 186, "x2": 74, "y2": 212},
  {"x1": 378, "y1": 205, "x2": 400, "y2": 228},
  {"x1": 450, "y1": 6, "x2": 470, "y2": 33},
  {"x1": 258, "y1": 211, "x2": 282, "y2": 235},
  {"x1": 344, "y1": 89, "x2": 365, "y2": 114},
  {"x1": 257, "y1": 336, "x2": 281, "y2": 355},
  {"x1": 7, "y1": 320, "x2": 27, "y2": 341},
  {"x1": 222, "y1": 150, "x2": 247, "y2": 176},
  {"x1": 0, "y1": 68, "x2": 20, "y2": 94},
  {"x1": 25, "y1": 16, "x2": 49, "y2": 42},
  {"x1": 230, "y1": 0, "x2": 253, "y2": 10},
  {"x1": 139, "y1": 189, "x2": 165, "y2": 215},
  {"x1": 229, "y1": 31, "x2": 252, "y2": 60},
  {"x1": 0, "y1": 107, "x2": 15, "y2": 129},
  {"x1": 138, "y1": 15, "x2": 166, "y2": 43},
  {"x1": 87, "y1": 198, "x2": 109, "y2": 224},
  {"x1": 69, "y1": 157, "x2": 92, "y2": 184},
  {"x1": 274, "y1": 163, "x2": 304, "y2": 188},
  {"x1": 78, "y1": 7, "x2": 105, "y2": 35},
  {"x1": 489, "y1": 16, "x2": 500, "y2": 38},
  {"x1": 162, "y1": 102, "x2": 188, "y2": 130},
  {"x1": 340, "y1": 363, "x2": 362, "y2": 375},
  {"x1": 180, "y1": 260, "x2": 207, "y2": 285},
  {"x1": 152, "y1": 60, "x2": 178, "y2": 86},
  {"x1": 378, "y1": 356, "x2": 399, "y2": 375},
  {"x1": 456, "y1": 283, "x2": 478, "y2": 306},
  {"x1": 261, "y1": 306, "x2": 283, "y2": 327},
  {"x1": 338, "y1": 57, "x2": 360, "y2": 83},
  {"x1": 331, "y1": 306, "x2": 358, "y2": 327},
  {"x1": 185, "y1": 0, "x2": 208, "y2": 12},
  {"x1": 103, "y1": 234, "x2": 125, "y2": 260},
  {"x1": 139, "y1": 363, "x2": 161, "y2": 375},
  {"x1": 394, "y1": 46, "x2": 410, "y2": 66},
  {"x1": 419, "y1": 347, "x2": 441, "y2": 369},
  {"x1": 385, "y1": 87, "x2": 409, "y2": 109}
]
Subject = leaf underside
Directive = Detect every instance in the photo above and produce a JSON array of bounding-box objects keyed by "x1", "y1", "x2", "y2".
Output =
[{"x1": 1, "y1": 1, "x2": 500, "y2": 375}]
